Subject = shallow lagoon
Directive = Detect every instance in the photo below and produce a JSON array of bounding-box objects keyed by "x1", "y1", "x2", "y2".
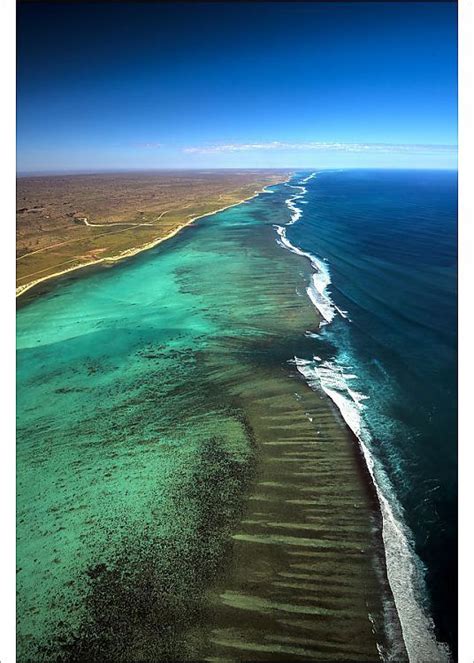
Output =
[{"x1": 17, "y1": 185, "x2": 398, "y2": 661}]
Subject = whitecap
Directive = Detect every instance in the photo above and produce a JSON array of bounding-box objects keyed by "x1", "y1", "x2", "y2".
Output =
[
  {"x1": 276, "y1": 177, "x2": 451, "y2": 662},
  {"x1": 299, "y1": 171, "x2": 318, "y2": 184},
  {"x1": 274, "y1": 224, "x2": 337, "y2": 326},
  {"x1": 294, "y1": 356, "x2": 451, "y2": 663}
]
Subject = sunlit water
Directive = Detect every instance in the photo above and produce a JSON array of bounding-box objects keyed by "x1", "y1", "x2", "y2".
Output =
[
  {"x1": 18, "y1": 185, "x2": 397, "y2": 661},
  {"x1": 282, "y1": 169, "x2": 457, "y2": 660}
]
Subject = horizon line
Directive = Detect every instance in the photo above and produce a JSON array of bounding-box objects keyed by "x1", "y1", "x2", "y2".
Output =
[{"x1": 16, "y1": 165, "x2": 459, "y2": 178}]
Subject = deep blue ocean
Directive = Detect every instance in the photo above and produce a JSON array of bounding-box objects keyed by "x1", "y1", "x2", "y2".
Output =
[{"x1": 279, "y1": 169, "x2": 457, "y2": 659}]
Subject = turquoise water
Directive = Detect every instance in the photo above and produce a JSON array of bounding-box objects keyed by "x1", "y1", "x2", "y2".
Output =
[
  {"x1": 18, "y1": 171, "x2": 456, "y2": 661},
  {"x1": 18, "y1": 186, "x2": 392, "y2": 661}
]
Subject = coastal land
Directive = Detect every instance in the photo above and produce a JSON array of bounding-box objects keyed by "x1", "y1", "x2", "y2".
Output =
[
  {"x1": 16, "y1": 177, "x2": 405, "y2": 661},
  {"x1": 16, "y1": 169, "x2": 290, "y2": 295}
]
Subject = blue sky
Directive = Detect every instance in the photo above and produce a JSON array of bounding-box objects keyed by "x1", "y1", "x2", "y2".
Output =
[{"x1": 17, "y1": 2, "x2": 457, "y2": 172}]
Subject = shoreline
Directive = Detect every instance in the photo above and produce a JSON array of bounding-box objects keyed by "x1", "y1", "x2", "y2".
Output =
[
  {"x1": 16, "y1": 175, "x2": 291, "y2": 299},
  {"x1": 17, "y1": 171, "x2": 390, "y2": 661}
]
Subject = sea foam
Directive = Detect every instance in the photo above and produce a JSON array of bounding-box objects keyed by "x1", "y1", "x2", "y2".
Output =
[
  {"x1": 275, "y1": 181, "x2": 342, "y2": 326},
  {"x1": 293, "y1": 357, "x2": 451, "y2": 663},
  {"x1": 299, "y1": 171, "x2": 318, "y2": 184},
  {"x1": 275, "y1": 175, "x2": 451, "y2": 663}
]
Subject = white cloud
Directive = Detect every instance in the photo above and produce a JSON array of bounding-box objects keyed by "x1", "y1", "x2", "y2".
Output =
[
  {"x1": 183, "y1": 141, "x2": 457, "y2": 155},
  {"x1": 135, "y1": 142, "x2": 162, "y2": 149}
]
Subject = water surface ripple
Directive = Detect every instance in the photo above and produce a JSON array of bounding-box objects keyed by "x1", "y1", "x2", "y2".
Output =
[{"x1": 17, "y1": 181, "x2": 404, "y2": 661}]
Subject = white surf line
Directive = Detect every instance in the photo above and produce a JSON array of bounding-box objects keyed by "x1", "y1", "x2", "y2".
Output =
[
  {"x1": 275, "y1": 225, "x2": 337, "y2": 325},
  {"x1": 274, "y1": 180, "x2": 343, "y2": 326},
  {"x1": 294, "y1": 357, "x2": 451, "y2": 663},
  {"x1": 274, "y1": 174, "x2": 450, "y2": 662},
  {"x1": 299, "y1": 171, "x2": 318, "y2": 184}
]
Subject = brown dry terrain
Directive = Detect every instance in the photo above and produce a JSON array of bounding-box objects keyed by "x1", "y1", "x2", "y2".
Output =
[{"x1": 17, "y1": 169, "x2": 290, "y2": 294}]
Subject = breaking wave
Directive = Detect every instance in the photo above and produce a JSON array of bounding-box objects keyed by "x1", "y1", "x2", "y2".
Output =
[{"x1": 274, "y1": 173, "x2": 451, "y2": 663}]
